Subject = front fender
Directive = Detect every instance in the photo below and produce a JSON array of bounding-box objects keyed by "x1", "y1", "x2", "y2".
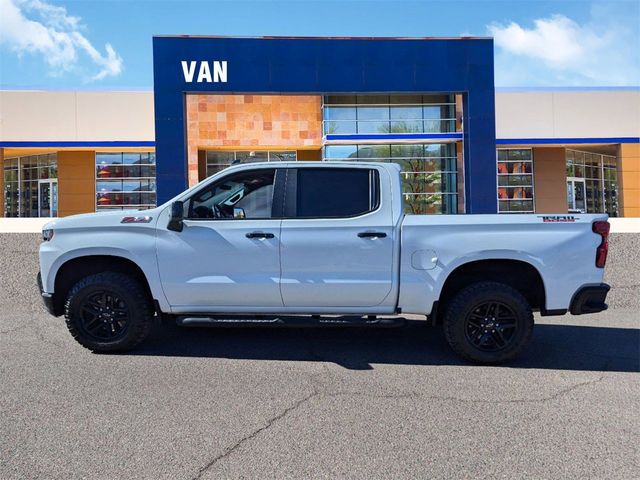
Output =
[
  {"x1": 45, "y1": 246, "x2": 142, "y2": 292},
  {"x1": 40, "y1": 244, "x2": 170, "y2": 313}
]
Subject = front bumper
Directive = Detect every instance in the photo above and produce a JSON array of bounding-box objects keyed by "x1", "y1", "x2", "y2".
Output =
[
  {"x1": 37, "y1": 272, "x2": 57, "y2": 316},
  {"x1": 570, "y1": 283, "x2": 610, "y2": 315}
]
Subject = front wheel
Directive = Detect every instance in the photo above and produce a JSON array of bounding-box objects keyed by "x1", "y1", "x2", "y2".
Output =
[
  {"x1": 64, "y1": 272, "x2": 154, "y2": 352},
  {"x1": 443, "y1": 281, "x2": 534, "y2": 364}
]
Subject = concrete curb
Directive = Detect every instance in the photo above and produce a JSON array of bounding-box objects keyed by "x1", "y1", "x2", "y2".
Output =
[
  {"x1": 0, "y1": 218, "x2": 54, "y2": 233},
  {"x1": 609, "y1": 217, "x2": 640, "y2": 233}
]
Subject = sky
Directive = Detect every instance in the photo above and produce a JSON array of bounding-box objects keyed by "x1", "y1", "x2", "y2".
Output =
[{"x1": 0, "y1": 0, "x2": 639, "y2": 89}]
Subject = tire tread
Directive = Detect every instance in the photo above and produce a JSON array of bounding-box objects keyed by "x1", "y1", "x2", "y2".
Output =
[
  {"x1": 64, "y1": 272, "x2": 153, "y2": 352},
  {"x1": 443, "y1": 281, "x2": 534, "y2": 364}
]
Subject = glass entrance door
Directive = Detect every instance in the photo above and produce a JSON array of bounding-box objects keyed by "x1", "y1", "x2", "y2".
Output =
[
  {"x1": 38, "y1": 180, "x2": 58, "y2": 217},
  {"x1": 567, "y1": 178, "x2": 586, "y2": 213}
]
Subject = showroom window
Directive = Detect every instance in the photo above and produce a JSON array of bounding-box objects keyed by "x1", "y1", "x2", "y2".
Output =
[
  {"x1": 324, "y1": 143, "x2": 460, "y2": 214},
  {"x1": 96, "y1": 152, "x2": 156, "y2": 210},
  {"x1": 323, "y1": 95, "x2": 457, "y2": 135},
  {"x1": 206, "y1": 150, "x2": 296, "y2": 177},
  {"x1": 497, "y1": 149, "x2": 535, "y2": 214},
  {"x1": 3, "y1": 153, "x2": 58, "y2": 217},
  {"x1": 566, "y1": 149, "x2": 618, "y2": 217}
]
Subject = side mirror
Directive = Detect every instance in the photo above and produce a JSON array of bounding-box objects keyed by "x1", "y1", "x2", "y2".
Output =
[
  {"x1": 233, "y1": 207, "x2": 246, "y2": 219},
  {"x1": 167, "y1": 201, "x2": 184, "y2": 232}
]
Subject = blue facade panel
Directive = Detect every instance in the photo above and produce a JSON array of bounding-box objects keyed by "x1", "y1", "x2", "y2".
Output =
[{"x1": 152, "y1": 36, "x2": 497, "y2": 213}]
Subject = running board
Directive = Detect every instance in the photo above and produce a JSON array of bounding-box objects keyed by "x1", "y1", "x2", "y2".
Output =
[{"x1": 175, "y1": 315, "x2": 406, "y2": 328}]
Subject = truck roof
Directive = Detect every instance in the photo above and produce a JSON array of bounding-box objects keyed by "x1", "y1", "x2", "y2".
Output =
[{"x1": 223, "y1": 161, "x2": 401, "y2": 171}]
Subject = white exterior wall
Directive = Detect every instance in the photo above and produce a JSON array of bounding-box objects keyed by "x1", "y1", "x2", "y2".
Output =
[
  {"x1": 495, "y1": 90, "x2": 640, "y2": 140},
  {"x1": 0, "y1": 90, "x2": 155, "y2": 142},
  {"x1": 1, "y1": 89, "x2": 638, "y2": 142}
]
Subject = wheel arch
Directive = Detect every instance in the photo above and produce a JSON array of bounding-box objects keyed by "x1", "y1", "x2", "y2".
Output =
[
  {"x1": 434, "y1": 258, "x2": 546, "y2": 324},
  {"x1": 52, "y1": 254, "x2": 155, "y2": 316}
]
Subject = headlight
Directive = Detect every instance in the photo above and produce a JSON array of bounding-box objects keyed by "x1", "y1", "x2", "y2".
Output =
[{"x1": 42, "y1": 229, "x2": 54, "y2": 241}]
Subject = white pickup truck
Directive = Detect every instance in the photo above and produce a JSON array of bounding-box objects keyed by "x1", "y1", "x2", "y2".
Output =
[{"x1": 38, "y1": 162, "x2": 611, "y2": 363}]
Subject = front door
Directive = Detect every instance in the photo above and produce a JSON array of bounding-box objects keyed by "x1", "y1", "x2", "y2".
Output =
[
  {"x1": 567, "y1": 178, "x2": 586, "y2": 213},
  {"x1": 279, "y1": 167, "x2": 394, "y2": 308},
  {"x1": 156, "y1": 168, "x2": 283, "y2": 311},
  {"x1": 38, "y1": 180, "x2": 58, "y2": 217}
]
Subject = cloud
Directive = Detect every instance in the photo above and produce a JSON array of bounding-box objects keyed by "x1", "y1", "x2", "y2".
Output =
[
  {"x1": 0, "y1": 0, "x2": 122, "y2": 81},
  {"x1": 486, "y1": 9, "x2": 640, "y2": 86}
]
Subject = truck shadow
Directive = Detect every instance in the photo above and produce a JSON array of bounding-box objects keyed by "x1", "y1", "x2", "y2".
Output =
[{"x1": 133, "y1": 320, "x2": 639, "y2": 373}]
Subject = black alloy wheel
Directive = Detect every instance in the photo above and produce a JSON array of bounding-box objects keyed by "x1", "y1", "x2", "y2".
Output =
[
  {"x1": 463, "y1": 301, "x2": 518, "y2": 352},
  {"x1": 65, "y1": 272, "x2": 154, "y2": 352},
  {"x1": 443, "y1": 281, "x2": 534, "y2": 364},
  {"x1": 77, "y1": 290, "x2": 131, "y2": 342}
]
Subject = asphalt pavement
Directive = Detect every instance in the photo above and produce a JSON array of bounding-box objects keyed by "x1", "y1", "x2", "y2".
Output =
[{"x1": 1, "y1": 234, "x2": 639, "y2": 479}]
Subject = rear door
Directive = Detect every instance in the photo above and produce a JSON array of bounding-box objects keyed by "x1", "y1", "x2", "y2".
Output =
[{"x1": 279, "y1": 166, "x2": 395, "y2": 308}]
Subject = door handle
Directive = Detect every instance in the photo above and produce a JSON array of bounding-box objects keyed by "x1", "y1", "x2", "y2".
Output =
[
  {"x1": 358, "y1": 231, "x2": 387, "y2": 238},
  {"x1": 246, "y1": 231, "x2": 275, "y2": 239}
]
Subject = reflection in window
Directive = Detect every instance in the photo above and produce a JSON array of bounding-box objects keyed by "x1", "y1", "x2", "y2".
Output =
[
  {"x1": 323, "y1": 95, "x2": 458, "y2": 136},
  {"x1": 566, "y1": 149, "x2": 618, "y2": 217},
  {"x1": 96, "y1": 152, "x2": 156, "y2": 210},
  {"x1": 497, "y1": 149, "x2": 535, "y2": 214},
  {"x1": 3, "y1": 153, "x2": 57, "y2": 217},
  {"x1": 324, "y1": 143, "x2": 460, "y2": 214},
  {"x1": 189, "y1": 169, "x2": 276, "y2": 219}
]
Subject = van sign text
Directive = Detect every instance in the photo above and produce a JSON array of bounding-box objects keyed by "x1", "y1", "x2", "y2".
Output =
[{"x1": 181, "y1": 61, "x2": 227, "y2": 83}]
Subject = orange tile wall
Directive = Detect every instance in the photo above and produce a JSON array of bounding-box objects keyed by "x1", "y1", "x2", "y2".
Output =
[
  {"x1": 618, "y1": 143, "x2": 640, "y2": 217},
  {"x1": 186, "y1": 94, "x2": 323, "y2": 185},
  {"x1": 532, "y1": 147, "x2": 568, "y2": 213},
  {"x1": 57, "y1": 151, "x2": 96, "y2": 216}
]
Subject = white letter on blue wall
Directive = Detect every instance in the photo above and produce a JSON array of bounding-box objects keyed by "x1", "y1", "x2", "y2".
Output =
[
  {"x1": 181, "y1": 61, "x2": 196, "y2": 83},
  {"x1": 197, "y1": 62, "x2": 212, "y2": 83},
  {"x1": 213, "y1": 61, "x2": 227, "y2": 83}
]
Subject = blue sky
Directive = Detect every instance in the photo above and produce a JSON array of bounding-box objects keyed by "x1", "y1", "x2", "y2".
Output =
[{"x1": 1, "y1": 0, "x2": 639, "y2": 89}]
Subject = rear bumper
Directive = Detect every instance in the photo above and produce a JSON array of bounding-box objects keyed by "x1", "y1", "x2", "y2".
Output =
[
  {"x1": 570, "y1": 283, "x2": 610, "y2": 315},
  {"x1": 37, "y1": 272, "x2": 57, "y2": 316}
]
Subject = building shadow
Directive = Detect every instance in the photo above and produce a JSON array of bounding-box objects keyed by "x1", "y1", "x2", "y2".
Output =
[{"x1": 130, "y1": 318, "x2": 639, "y2": 373}]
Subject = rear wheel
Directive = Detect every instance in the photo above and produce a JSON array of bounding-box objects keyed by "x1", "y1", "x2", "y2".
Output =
[
  {"x1": 443, "y1": 281, "x2": 533, "y2": 364},
  {"x1": 64, "y1": 272, "x2": 153, "y2": 352}
]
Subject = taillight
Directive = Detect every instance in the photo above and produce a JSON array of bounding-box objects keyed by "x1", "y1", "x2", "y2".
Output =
[{"x1": 592, "y1": 221, "x2": 610, "y2": 268}]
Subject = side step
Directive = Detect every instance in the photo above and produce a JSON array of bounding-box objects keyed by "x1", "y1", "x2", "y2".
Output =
[{"x1": 175, "y1": 315, "x2": 406, "y2": 329}]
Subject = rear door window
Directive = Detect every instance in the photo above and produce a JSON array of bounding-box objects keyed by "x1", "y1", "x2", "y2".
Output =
[{"x1": 294, "y1": 168, "x2": 379, "y2": 218}]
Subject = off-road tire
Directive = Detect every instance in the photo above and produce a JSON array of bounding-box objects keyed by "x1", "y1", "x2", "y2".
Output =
[
  {"x1": 64, "y1": 272, "x2": 153, "y2": 352},
  {"x1": 443, "y1": 281, "x2": 534, "y2": 364}
]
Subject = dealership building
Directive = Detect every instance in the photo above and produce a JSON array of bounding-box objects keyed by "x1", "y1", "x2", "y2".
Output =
[{"x1": 1, "y1": 36, "x2": 639, "y2": 218}]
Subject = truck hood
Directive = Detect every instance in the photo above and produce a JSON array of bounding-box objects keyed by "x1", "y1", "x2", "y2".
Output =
[{"x1": 43, "y1": 207, "x2": 162, "y2": 231}]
